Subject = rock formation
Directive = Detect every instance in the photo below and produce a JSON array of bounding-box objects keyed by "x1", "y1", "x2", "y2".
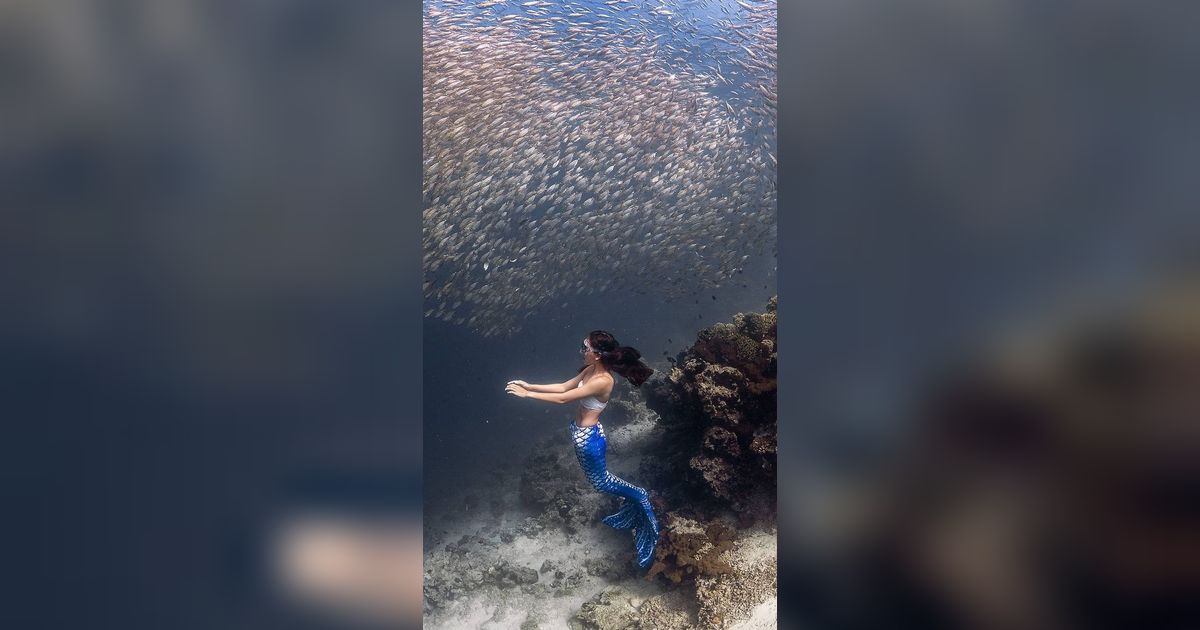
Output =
[{"x1": 644, "y1": 295, "x2": 778, "y2": 523}]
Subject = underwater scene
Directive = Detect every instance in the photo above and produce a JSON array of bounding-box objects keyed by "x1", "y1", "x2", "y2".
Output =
[{"x1": 422, "y1": 0, "x2": 778, "y2": 627}]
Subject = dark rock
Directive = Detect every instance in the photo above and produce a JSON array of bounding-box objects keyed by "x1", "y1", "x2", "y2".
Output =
[
  {"x1": 688, "y1": 454, "x2": 739, "y2": 501},
  {"x1": 703, "y1": 426, "x2": 741, "y2": 457},
  {"x1": 515, "y1": 566, "x2": 539, "y2": 584},
  {"x1": 482, "y1": 560, "x2": 540, "y2": 589},
  {"x1": 584, "y1": 556, "x2": 633, "y2": 582},
  {"x1": 570, "y1": 589, "x2": 640, "y2": 630},
  {"x1": 564, "y1": 572, "x2": 583, "y2": 590}
]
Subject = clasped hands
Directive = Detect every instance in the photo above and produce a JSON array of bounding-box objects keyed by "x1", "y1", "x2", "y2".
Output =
[{"x1": 505, "y1": 379, "x2": 529, "y2": 398}]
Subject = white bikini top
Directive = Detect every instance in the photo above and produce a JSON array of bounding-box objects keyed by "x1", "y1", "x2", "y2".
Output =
[{"x1": 577, "y1": 380, "x2": 608, "y2": 411}]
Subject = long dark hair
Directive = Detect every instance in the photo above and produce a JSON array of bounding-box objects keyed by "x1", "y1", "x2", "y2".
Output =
[{"x1": 579, "y1": 330, "x2": 653, "y2": 387}]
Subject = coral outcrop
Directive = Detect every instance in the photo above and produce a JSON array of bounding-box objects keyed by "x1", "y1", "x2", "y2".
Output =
[
  {"x1": 645, "y1": 512, "x2": 736, "y2": 585},
  {"x1": 644, "y1": 296, "x2": 777, "y2": 522}
]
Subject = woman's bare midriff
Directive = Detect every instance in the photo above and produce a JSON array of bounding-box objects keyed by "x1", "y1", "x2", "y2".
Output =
[{"x1": 575, "y1": 406, "x2": 602, "y2": 428}]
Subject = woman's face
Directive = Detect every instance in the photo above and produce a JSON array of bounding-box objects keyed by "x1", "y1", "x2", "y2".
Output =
[{"x1": 580, "y1": 338, "x2": 597, "y2": 364}]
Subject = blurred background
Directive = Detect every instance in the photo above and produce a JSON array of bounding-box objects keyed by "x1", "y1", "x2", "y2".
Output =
[
  {"x1": 2, "y1": 0, "x2": 1198, "y2": 629},
  {"x1": 779, "y1": 1, "x2": 1200, "y2": 629},
  {"x1": 0, "y1": 0, "x2": 423, "y2": 628}
]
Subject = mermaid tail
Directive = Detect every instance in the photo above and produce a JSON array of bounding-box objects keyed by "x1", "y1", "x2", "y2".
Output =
[
  {"x1": 606, "y1": 497, "x2": 660, "y2": 567},
  {"x1": 635, "y1": 520, "x2": 660, "y2": 567},
  {"x1": 570, "y1": 420, "x2": 660, "y2": 568},
  {"x1": 602, "y1": 500, "x2": 641, "y2": 530},
  {"x1": 632, "y1": 496, "x2": 660, "y2": 568}
]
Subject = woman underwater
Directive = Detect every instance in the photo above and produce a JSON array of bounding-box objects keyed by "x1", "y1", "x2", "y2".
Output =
[{"x1": 504, "y1": 330, "x2": 660, "y2": 568}]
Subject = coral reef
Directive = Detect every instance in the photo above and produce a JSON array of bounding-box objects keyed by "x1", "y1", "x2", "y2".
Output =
[
  {"x1": 645, "y1": 512, "x2": 736, "y2": 585},
  {"x1": 644, "y1": 296, "x2": 777, "y2": 521}
]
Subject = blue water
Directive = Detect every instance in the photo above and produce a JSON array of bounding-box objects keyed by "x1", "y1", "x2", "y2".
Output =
[
  {"x1": 423, "y1": 251, "x2": 776, "y2": 499},
  {"x1": 422, "y1": 0, "x2": 777, "y2": 501}
]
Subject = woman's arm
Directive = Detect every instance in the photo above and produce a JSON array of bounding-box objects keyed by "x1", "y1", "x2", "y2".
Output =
[
  {"x1": 510, "y1": 369, "x2": 588, "y2": 394},
  {"x1": 507, "y1": 374, "x2": 610, "y2": 404},
  {"x1": 520, "y1": 382, "x2": 565, "y2": 393}
]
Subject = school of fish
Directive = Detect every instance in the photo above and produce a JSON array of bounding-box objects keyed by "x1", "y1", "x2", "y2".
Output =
[{"x1": 423, "y1": 0, "x2": 777, "y2": 337}]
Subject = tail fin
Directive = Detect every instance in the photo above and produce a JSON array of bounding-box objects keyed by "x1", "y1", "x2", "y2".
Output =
[{"x1": 602, "y1": 499, "x2": 641, "y2": 530}]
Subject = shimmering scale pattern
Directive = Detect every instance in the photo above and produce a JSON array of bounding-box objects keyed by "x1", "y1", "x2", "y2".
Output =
[{"x1": 569, "y1": 420, "x2": 659, "y2": 568}]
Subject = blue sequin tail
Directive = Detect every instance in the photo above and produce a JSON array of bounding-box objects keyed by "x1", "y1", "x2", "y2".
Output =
[
  {"x1": 602, "y1": 500, "x2": 640, "y2": 529},
  {"x1": 570, "y1": 421, "x2": 660, "y2": 568},
  {"x1": 632, "y1": 497, "x2": 660, "y2": 568}
]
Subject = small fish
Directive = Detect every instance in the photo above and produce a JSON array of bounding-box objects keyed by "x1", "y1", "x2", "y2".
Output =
[{"x1": 421, "y1": 0, "x2": 776, "y2": 338}]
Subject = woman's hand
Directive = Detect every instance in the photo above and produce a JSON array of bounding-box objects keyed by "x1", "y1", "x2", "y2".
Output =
[
  {"x1": 507, "y1": 380, "x2": 529, "y2": 388},
  {"x1": 505, "y1": 383, "x2": 529, "y2": 398}
]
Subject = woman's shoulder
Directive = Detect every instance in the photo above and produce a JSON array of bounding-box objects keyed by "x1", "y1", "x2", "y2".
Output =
[{"x1": 582, "y1": 365, "x2": 614, "y2": 384}]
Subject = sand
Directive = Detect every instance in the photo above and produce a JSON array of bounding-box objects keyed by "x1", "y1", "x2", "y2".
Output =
[{"x1": 424, "y1": 401, "x2": 776, "y2": 629}]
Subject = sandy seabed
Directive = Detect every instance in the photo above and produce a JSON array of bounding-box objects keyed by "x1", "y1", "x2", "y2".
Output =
[{"x1": 424, "y1": 401, "x2": 777, "y2": 629}]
